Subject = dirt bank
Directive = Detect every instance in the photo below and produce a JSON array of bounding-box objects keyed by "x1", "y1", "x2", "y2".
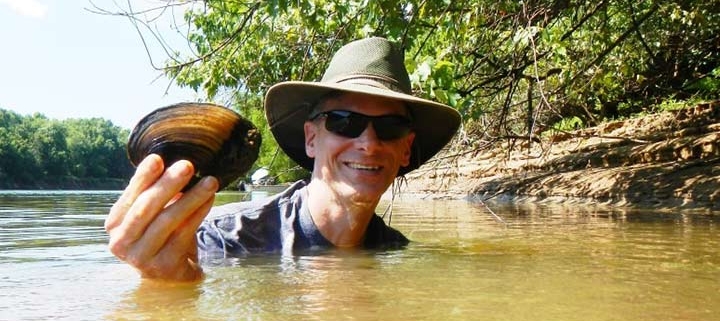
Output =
[{"x1": 402, "y1": 101, "x2": 720, "y2": 211}]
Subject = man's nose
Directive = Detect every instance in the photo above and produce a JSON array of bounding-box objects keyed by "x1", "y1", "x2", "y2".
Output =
[{"x1": 355, "y1": 122, "x2": 382, "y2": 151}]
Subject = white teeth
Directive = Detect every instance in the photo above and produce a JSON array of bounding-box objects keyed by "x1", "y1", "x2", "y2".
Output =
[{"x1": 347, "y1": 163, "x2": 380, "y2": 170}]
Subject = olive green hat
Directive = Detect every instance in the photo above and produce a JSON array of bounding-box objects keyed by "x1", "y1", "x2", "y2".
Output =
[{"x1": 264, "y1": 37, "x2": 461, "y2": 176}]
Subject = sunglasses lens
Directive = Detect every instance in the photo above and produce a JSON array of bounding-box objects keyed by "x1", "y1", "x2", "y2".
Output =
[
  {"x1": 373, "y1": 116, "x2": 412, "y2": 140},
  {"x1": 321, "y1": 110, "x2": 412, "y2": 140},
  {"x1": 324, "y1": 111, "x2": 368, "y2": 138}
]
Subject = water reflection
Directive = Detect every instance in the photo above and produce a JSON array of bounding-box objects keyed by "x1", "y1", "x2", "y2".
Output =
[
  {"x1": 0, "y1": 191, "x2": 718, "y2": 321},
  {"x1": 109, "y1": 280, "x2": 206, "y2": 321}
]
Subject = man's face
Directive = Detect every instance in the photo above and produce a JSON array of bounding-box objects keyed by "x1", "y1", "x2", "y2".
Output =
[{"x1": 304, "y1": 92, "x2": 415, "y2": 202}]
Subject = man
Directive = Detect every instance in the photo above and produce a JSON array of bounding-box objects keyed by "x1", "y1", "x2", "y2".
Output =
[{"x1": 105, "y1": 37, "x2": 461, "y2": 281}]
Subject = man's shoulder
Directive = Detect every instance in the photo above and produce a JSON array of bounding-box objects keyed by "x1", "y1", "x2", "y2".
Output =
[
  {"x1": 363, "y1": 214, "x2": 409, "y2": 249},
  {"x1": 197, "y1": 180, "x2": 309, "y2": 255},
  {"x1": 207, "y1": 180, "x2": 308, "y2": 220}
]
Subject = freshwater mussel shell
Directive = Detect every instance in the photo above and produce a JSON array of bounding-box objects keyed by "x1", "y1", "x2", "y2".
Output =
[{"x1": 127, "y1": 102, "x2": 261, "y2": 191}]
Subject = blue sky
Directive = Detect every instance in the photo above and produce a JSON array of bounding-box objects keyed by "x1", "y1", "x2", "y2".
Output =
[{"x1": 0, "y1": 0, "x2": 200, "y2": 129}]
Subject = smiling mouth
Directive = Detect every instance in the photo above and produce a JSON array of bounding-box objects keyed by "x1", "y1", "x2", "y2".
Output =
[{"x1": 346, "y1": 162, "x2": 382, "y2": 171}]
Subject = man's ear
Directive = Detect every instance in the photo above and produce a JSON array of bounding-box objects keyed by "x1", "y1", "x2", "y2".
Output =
[
  {"x1": 400, "y1": 132, "x2": 416, "y2": 167},
  {"x1": 304, "y1": 121, "x2": 318, "y2": 158}
]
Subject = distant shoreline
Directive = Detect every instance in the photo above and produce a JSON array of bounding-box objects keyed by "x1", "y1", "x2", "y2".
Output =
[{"x1": 0, "y1": 177, "x2": 128, "y2": 190}]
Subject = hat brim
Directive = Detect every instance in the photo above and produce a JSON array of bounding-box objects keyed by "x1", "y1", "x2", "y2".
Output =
[{"x1": 264, "y1": 81, "x2": 461, "y2": 176}]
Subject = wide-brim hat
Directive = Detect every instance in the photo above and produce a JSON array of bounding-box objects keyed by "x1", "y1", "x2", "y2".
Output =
[{"x1": 264, "y1": 37, "x2": 461, "y2": 176}]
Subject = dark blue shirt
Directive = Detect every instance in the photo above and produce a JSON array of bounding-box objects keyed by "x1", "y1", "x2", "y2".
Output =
[{"x1": 196, "y1": 180, "x2": 409, "y2": 258}]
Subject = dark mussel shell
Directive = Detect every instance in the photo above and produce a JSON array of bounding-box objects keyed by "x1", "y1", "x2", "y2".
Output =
[{"x1": 127, "y1": 102, "x2": 261, "y2": 191}]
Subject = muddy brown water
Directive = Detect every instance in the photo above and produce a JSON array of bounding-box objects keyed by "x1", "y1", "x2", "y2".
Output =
[{"x1": 0, "y1": 190, "x2": 717, "y2": 321}]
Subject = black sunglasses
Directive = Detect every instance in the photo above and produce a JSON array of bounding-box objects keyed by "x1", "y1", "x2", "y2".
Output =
[{"x1": 309, "y1": 110, "x2": 413, "y2": 140}]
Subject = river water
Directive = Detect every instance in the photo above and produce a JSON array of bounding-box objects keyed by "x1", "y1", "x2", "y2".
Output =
[{"x1": 0, "y1": 190, "x2": 718, "y2": 321}]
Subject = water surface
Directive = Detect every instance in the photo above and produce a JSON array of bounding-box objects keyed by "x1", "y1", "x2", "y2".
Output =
[{"x1": 0, "y1": 190, "x2": 717, "y2": 321}]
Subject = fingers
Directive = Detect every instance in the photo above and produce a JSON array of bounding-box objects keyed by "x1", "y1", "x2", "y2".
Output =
[
  {"x1": 104, "y1": 152, "x2": 220, "y2": 281},
  {"x1": 117, "y1": 160, "x2": 194, "y2": 243},
  {"x1": 130, "y1": 179, "x2": 217, "y2": 281},
  {"x1": 132, "y1": 176, "x2": 218, "y2": 259},
  {"x1": 106, "y1": 156, "x2": 194, "y2": 262},
  {"x1": 182, "y1": 186, "x2": 217, "y2": 236},
  {"x1": 148, "y1": 193, "x2": 216, "y2": 280},
  {"x1": 105, "y1": 154, "x2": 164, "y2": 232},
  {"x1": 175, "y1": 188, "x2": 216, "y2": 249}
]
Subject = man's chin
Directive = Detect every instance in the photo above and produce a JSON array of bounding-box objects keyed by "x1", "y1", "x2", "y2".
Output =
[{"x1": 338, "y1": 182, "x2": 387, "y2": 203}]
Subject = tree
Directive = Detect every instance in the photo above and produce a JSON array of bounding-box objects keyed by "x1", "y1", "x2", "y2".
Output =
[
  {"x1": 33, "y1": 122, "x2": 69, "y2": 176},
  {"x1": 92, "y1": 0, "x2": 720, "y2": 180},
  {"x1": 0, "y1": 108, "x2": 132, "y2": 188},
  {"x1": 64, "y1": 118, "x2": 132, "y2": 179}
]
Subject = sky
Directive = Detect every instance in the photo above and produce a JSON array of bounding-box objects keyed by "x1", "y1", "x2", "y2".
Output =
[{"x1": 0, "y1": 0, "x2": 201, "y2": 129}]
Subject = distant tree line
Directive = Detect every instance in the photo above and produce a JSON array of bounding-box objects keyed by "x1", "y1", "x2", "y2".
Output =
[{"x1": 0, "y1": 108, "x2": 133, "y2": 189}]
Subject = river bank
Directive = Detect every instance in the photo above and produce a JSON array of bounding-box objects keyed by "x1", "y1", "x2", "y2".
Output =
[
  {"x1": 402, "y1": 101, "x2": 720, "y2": 211},
  {"x1": 0, "y1": 176, "x2": 127, "y2": 190}
]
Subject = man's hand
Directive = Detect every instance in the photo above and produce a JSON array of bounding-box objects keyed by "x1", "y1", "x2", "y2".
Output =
[{"x1": 105, "y1": 154, "x2": 218, "y2": 281}]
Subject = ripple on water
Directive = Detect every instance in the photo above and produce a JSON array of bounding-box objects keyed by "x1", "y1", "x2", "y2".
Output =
[{"x1": 0, "y1": 192, "x2": 718, "y2": 321}]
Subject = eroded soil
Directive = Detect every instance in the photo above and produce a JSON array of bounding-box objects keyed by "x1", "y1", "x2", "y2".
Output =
[{"x1": 402, "y1": 101, "x2": 720, "y2": 211}]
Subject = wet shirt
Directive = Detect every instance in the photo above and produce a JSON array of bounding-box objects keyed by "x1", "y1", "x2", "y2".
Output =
[{"x1": 196, "y1": 180, "x2": 409, "y2": 258}]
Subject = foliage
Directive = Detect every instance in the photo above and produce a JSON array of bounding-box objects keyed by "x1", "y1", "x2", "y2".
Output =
[
  {"x1": 653, "y1": 99, "x2": 697, "y2": 113},
  {"x1": 231, "y1": 94, "x2": 310, "y2": 185},
  {"x1": 551, "y1": 116, "x2": 584, "y2": 132},
  {"x1": 100, "y1": 0, "x2": 720, "y2": 182},
  {"x1": 0, "y1": 108, "x2": 132, "y2": 189}
]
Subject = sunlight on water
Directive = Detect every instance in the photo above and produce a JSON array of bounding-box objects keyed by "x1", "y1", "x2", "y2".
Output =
[{"x1": 0, "y1": 190, "x2": 718, "y2": 321}]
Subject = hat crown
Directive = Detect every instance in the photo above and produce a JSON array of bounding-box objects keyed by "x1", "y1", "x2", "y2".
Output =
[{"x1": 321, "y1": 37, "x2": 412, "y2": 94}]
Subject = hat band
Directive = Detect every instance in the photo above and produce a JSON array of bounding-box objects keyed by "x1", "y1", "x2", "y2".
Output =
[{"x1": 329, "y1": 75, "x2": 410, "y2": 94}]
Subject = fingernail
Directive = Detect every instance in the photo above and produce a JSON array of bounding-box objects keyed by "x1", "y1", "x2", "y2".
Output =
[
  {"x1": 200, "y1": 176, "x2": 219, "y2": 192},
  {"x1": 168, "y1": 160, "x2": 193, "y2": 177},
  {"x1": 143, "y1": 154, "x2": 162, "y2": 172},
  {"x1": 178, "y1": 161, "x2": 193, "y2": 177}
]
